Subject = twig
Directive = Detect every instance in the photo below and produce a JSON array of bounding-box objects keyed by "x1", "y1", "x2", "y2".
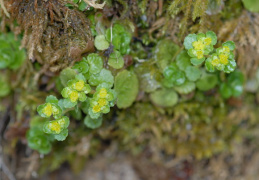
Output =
[{"x1": 0, "y1": 0, "x2": 10, "y2": 18}]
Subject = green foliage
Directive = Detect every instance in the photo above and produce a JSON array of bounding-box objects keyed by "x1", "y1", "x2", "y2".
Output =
[
  {"x1": 219, "y1": 70, "x2": 244, "y2": 98},
  {"x1": 37, "y1": 96, "x2": 62, "y2": 119},
  {"x1": 59, "y1": 68, "x2": 77, "y2": 87},
  {"x1": 61, "y1": 75, "x2": 91, "y2": 105},
  {"x1": 114, "y1": 70, "x2": 139, "y2": 109},
  {"x1": 94, "y1": 35, "x2": 110, "y2": 50},
  {"x1": 106, "y1": 24, "x2": 132, "y2": 55},
  {"x1": 0, "y1": 33, "x2": 26, "y2": 70},
  {"x1": 184, "y1": 31, "x2": 236, "y2": 73},
  {"x1": 86, "y1": 53, "x2": 103, "y2": 74},
  {"x1": 84, "y1": 115, "x2": 103, "y2": 129},
  {"x1": 150, "y1": 88, "x2": 178, "y2": 107},
  {"x1": 108, "y1": 50, "x2": 124, "y2": 69},
  {"x1": 31, "y1": 21, "x2": 241, "y2": 159},
  {"x1": 196, "y1": 71, "x2": 218, "y2": 91},
  {"x1": 0, "y1": 75, "x2": 11, "y2": 97},
  {"x1": 154, "y1": 39, "x2": 180, "y2": 71},
  {"x1": 174, "y1": 81, "x2": 196, "y2": 94},
  {"x1": 35, "y1": 52, "x2": 118, "y2": 148},
  {"x1": 27, "y1": 117, "x2": 54, "y2": 154},
  {"x1": 65, "y1": 0, "x2": 89, "y2": 11},
  {"x1": 242, "y1": 0, "x2": 259, "y2": 12},
  {"x1": 88, "y1": 83, "x2": 116, "y2": 119},
  {"x1": 185, "y1": 66, "x2": 201, "y2": 82},
  {"x1": 176, "y1": 50, "x2": 192, "y2": 71},
  {"x1": 88, "y1": 68, "x2": 114, "y2": 88},
  {"x1": 163, "y1": 63, "x2": 186, "y2": 87}
]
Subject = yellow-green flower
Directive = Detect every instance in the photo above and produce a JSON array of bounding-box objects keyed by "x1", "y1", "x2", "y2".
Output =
[
  {"x1": 43, "y1": 103, "x2": 52, "y2": 117},
  {"x1": 204, "y1": 37, "x2": 212, "y2": 45},
  {"x1": 219, "y1": 54, "x2": 228, "y2": 65},
  {"x1": 193, "y1": 40, "x2": 205, "y2": 50},
  {"x1": 211, "y1": 58, "x2": 220, "y2": 66},
  {"x1": 37, "y1": 102, "x2": 62, "y2": 119},
  {"x1": 98, "y1": 98, "x2": 108, "y2": 107},
  {"x1": 43, "y1": 116, "x2": 70, "y2": 135},
  {"x1": 93, "y1": 105, "x2": 101, "y2": 113},
  {"x1": 99, "y1": 88, "x2": 108, "y2": 98},
  {"x1": 69, "y1": 91, "x2": 79, "y2": 102},
  {"x1": 49, "y1": 121, "x2": 61, "y2": 134},
  {"x1": 73, "y1": 80, "x2": 85, "y2": 91}
]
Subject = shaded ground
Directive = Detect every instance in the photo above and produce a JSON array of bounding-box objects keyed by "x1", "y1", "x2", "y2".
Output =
[{"x1": 2, "y1": 138, "x2": 259, "y2": 180}]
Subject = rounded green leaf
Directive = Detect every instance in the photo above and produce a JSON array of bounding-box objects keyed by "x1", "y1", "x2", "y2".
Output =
[
  {"x1": 183, "y1": 34, "x2": 197, "y2": 50},
  {"x1": 231, "y1": 80, "x2": 243, "y2": 97},
  {"x1": 154, "y1": 39, "x2": 180, "y2": 71},
  {"x1": 108, "y1": 50, "x2": 124, "y2": 69},
  {"x1": 242, "y1": 0, "x2": 259, "y2": 12},
  {"x1": 222, "y1": 41, "x2": 236, "y2": 51},
  {"x1": 46, "y1": 95, "x2": 59, "y2": 104},
  {"x1": 63, "y1": 98, "x2": 77, "y2": 108},
  {"x1": 170, "y1": 71, "x2": 186, "y2": 86},
  {"x1": 224, "y1": 59, "x2": 236, "y2": 73},
  {"x1": 27, "y1": 133, "x2": 51, "y2": 154},
  {"x1": 94, "y1": 35, "x2": 110, "y2": 50},
  {"x1": 114, "y1": 70, "x2": 139, "y2": 109},
  {"x1": 150, "y1": 89, "x2": 178, "y2": 107},
  {"x1": 89, "y1": 69, "x2": 114, "y2": 88},
  {"x1": 54, "y1": 129, "x2": 68, "y2": 141},
  {"x1": 73, "y1": 59, "x2": 89, "y2": 74},
  {"x1": 206, "y1": 31, "x2": 217, "y2": 45},
  {"x1": 185, "y1": 66, "x2": 201, "y2": 81},
  {"x1": 84, "y1": 115, "x2": 103, "y2": 129},
  {"x1": 87, "y1": 53, "x2": 103, "y2": 74},
  {"x1": 197, "y1": 33, "x2": 205, "y2": 40},
  {"x1": 219, "y1": 83, "x2": 232, "y2": 99},
  {"x1": 60, "y1": 68, "x2": 77, "y2": 87},
  {"x1": 88, "y1": 108, "x2": 101, "y2": 119},
  {"x1": 205, "y1": 58, "x2": 215, "y2": 72},
  {"x1": 176, "y1": 50, "x2": 192, "y2": 71},
  {"x1": 191, "y1": 57, "x2": 205, "y2": 66},
  {"x1": 196, "y1": 72, "x2": 218, "y2": 91},
  {"x1": 78, "y1": 92, "x2": 87, "y2": 102},
  {"x1": 174, "y1": 81, "x2": 196, "y2": 94}
]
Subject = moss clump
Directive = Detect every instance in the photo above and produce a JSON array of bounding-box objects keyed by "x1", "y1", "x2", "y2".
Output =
[{"x1": 5, "y1": 0, "x2": 94, "y2": 72}]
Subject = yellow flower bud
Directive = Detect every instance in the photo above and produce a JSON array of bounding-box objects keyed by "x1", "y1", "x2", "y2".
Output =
[
  {"x1": 51, "y1": 105, "x2": 60, "y2": 115},
  {"x1": 74, "y1": 80, "x2": 85, "y2": 91},
  {"x1": 49, "y1": 121, "x2": 61, "y2": 134},
  {"x1": 93, "y1": 105, "x2": 101, "y2": 113},
  {"x1": 196, "y1": 50, "x2": 204, "y2": 59},
  {"x1": 69, "y1": 91, "x2": 79, "y2": 102},
  {"x1": 193, "y1": 40, "x2": 205, "y2": 50},
  {"x1": 222, "y1": 46, "x2": 230, "y2": 53},
  {"x1": 219, "y1": 54, "x2": 228, "y2": 65},
  {"x1": 211, "y1": 58, "x2": 220, "y2": 66},
  {"x1": 43, "y1": 103, "x2": 52, "y2": 117},
  {"x1": 204, "y1": 38, "x2": 212, "y2": 45},
  {"x1": 99, "y1": 88, "x2": 107, "y2": 98},
  {"x1": 98, "y1": 98, "x2": 107, "y2": 107}
]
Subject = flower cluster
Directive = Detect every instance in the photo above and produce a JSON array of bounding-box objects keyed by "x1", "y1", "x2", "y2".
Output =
[
  {"x1": 184, "y1": 31, "x2": 236, "y2": 73},
  {"x1": 205, "y1": 41, "x2": 236, "y2": 73},
  {"x1": 88, "y1": 83, "x2": 116, "y2": 119},
  {"x1": 37, "y1": 96, "x2": 62, "y2": 119},
  {"x1": 185, "y1": 31, "x2": 217, "y2": 65},
  {"x1": 37, "y1": 95, "x2": 69, "y2": 141},
  {"x1": 61, "y1": 74, "x2": 91, "y2": 106},
  {"x1": 43, "y1": 116, "x2": 69, "y2": 135}
]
